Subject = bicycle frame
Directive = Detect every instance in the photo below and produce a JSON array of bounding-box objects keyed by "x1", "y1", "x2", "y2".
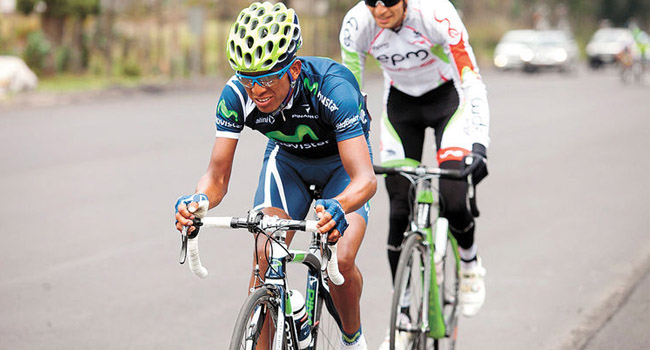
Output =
[
  {"x1": 178, "y1": 211, "x2": 344, "y2": 350},
  {"x1": 260, "y1": 230, "x2": 343, "y2": 350}
]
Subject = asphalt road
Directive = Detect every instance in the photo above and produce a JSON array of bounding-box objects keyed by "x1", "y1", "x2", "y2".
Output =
[{"x1": 1, "y1": 67, "x2": 648, "y2": 350}]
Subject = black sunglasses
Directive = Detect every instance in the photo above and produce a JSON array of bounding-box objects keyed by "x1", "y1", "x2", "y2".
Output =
[{"x1": 365, "y1": 0, "x2": 402, "y2": 7}]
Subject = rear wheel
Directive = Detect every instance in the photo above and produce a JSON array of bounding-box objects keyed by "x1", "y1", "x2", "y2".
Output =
[
  {"x1": 389, "y1": 233, "x2": 429, "y2": 350},
  {"x1": 229, "y1": 287, "x2": 283, "y2": 350}
]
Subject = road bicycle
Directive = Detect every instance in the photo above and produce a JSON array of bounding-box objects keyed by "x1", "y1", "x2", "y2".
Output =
[
  {"x1": 374, "y1": 156, "x2": 481, "y2": 350},
  {"x1": 178, "y1": 191, "x2": 346, "y2": 350}
]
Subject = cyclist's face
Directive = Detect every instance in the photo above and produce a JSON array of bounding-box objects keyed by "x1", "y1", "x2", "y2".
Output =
[
  {"x1": 366, "y1": 0, "x2": 406, "y2": 29},
  {"x1": 242, "y1": 60, "x2": 301, "y2": 114}
]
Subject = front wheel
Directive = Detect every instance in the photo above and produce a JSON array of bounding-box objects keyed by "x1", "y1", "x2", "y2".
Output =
[
  {"x1": 229, "y1": 287, "x2": 283, "y2": 350},
  {"x1": 433, "y1": 224, "x2": 460, "y2": 350},
  {"x1": 389, "y1": 232, "x2": 429, "y2": 350}
]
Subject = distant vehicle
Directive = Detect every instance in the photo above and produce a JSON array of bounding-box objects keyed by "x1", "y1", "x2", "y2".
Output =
[
  {"x1": 586, "y1": 27, "x2": 635, "y2": 69},
  {"x1": 493, "y1": 29, "x2": 537, "y2": 71},
  {"x1": 521, "y1": 30, "x2": 580, "y2": 73}
]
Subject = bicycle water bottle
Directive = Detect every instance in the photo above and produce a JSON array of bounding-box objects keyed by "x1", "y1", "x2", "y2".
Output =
[{"x1": 289, "y1": 290, "x2": 311, "y2": 349}]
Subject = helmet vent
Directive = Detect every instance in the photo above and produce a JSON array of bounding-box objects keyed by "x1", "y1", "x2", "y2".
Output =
[
  {"x1": 246, "y1": 36, "x2": 254, "y2": 49},
  {"x1": 263, "y1": 15, "x2": 273, "y2": 24},
  {"x1": 239, "y1": 27, "x2": 246, "y2": 39},
  {"x1": 255, "y1": 46, "x2": 262, "y2": 59},
  {"x1": 271, "y1": 23, "x2": 279, "y2": 34},
  {"x1": 293, "y1": 27, "x2": 300, "y2": 39},
  {"x1": 244, "y1": 53, "x2": 252, "y2": 66},
  {"x1": 236, "y1": 46, "x2": 243, "y2": 59},
  {"x1": 259, "y1": 27, "x2": 268, "y2": 39},
  {"x1": 266, "y1": 42, "x2": 273, "y2": 54},
  {"x1": 251, "y1": 19, "x2": 259, "y2": 30},
  {"x1": 279, "y1": 38, "x2": 287, "y2": 49},
  {"x1": 243, "y1": 15, "x2": 250, "y2": 24},
  {"x1": 277, "y1": 13, "x2": 287, "y2": 22},
  {"x1": 257, "y1": 8, "x2": 265, "y2": 16}
]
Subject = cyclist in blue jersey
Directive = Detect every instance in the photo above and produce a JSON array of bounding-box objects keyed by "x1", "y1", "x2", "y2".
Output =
[
  {"x1": 174, "y1": 2, "x2": 376, "y2": 349},
  {"x1": 340, "y1": 2, "x2": 490, "y2": 348}
]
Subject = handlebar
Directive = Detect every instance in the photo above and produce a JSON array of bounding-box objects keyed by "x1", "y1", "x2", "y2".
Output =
[
  {"x1": 373, "y1": 155, "x2": 483, "y2": 217},
  {"x1": 178, "y1": 211, "x2": 345, "y2": 285}
]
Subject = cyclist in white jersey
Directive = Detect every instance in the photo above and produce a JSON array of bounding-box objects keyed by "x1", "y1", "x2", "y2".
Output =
[{"x1": 339, "y1": 1, "x2": 490, "y2": 344}]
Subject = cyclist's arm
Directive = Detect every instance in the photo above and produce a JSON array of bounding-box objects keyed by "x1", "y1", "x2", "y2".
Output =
[
  {"x1": 333, "y1": 135, "x2": 377, "y2": 214},
  {"x1": 339, "y1": 4, "x2": 370, "y2": 89},
  {"x1": 176, "y1": 137, "x2": 237, "y2": 229},
  {"x1": 427, "y1": 1, "x2": 490, "y2": 148},
  {"x1": 196, "y1": 137, "x2": 238, "y2": 209}
]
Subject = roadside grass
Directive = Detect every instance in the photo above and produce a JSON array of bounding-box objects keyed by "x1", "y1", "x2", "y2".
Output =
[{"x1": 36, "y1": 74, "x2": 149, "y2": 93}]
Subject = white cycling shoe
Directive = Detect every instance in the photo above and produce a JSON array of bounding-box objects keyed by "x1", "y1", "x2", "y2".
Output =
[
  {"x1": 459, "y1": 257, "x2": 487, "y2": 317},
  {"x1": 340, "y1": 334, "x2": 367, "y2": 350}
]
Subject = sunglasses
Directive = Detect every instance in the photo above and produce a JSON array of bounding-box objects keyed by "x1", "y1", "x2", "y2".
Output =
[
  {"x1": 365, "y1": 0, "x2": 402, "y2": 7},
  {"x1": 236, "y1": 58, "x2": 297, "y2": 89}
]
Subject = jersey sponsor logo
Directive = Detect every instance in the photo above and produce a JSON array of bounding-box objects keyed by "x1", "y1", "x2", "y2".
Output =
[
  {"x1": 376, "y1": 49, "x2": 429, "y2": 66},
  {"x1": 336, "y1": 115, "x2": 360, "y2": 131},
  {"x1": 274, "y1": 140, "x2": 331, "y2": 149},
  {"x1": 304, "y1": 77, "x2": 338, "y2": 112},
  {"x1": 215, "y1": 117, "x2": 242, "y2": 130},
  {"x1": 341, "y1": 16, "x2": 359, "y2": 47},
  {"x1": 292, "y1": 114, "x2": 319, "y2": 119},
  {"x1": 255, "y1": 115, "x2": 275, "y2": 124},
  {"x1": 265, "y1": 125, "x2": 319, "y2": 143},
  {"x1": 371, "y1": 42, "x2": 389, "y2": 51},
  {"x1": 317, "y1": 91, "x2": 339, "y2": 112},
  {"x1": 218, "y1": 99, "x2": 239, "y2": 121},
  {"x1": 304, "y1": 77, "x2": 319, "y2": 94}
]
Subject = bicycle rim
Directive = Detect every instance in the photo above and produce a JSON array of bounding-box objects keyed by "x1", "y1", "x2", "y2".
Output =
[
  {"x1": 312, "y1": 285, "x2": 342, "y2": 349},
  {"x1": 434, "y1": 237, "x2": 460, "y2": 350},
  {"x1": 230, "y1": 287, "x2": 282, "y2": 350},
  {"x1": 389, "y1": 233, "x2": 428, "y2": 350}
]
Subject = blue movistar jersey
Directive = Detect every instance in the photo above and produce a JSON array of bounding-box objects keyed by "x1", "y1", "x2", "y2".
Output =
[{"x1": 214, "y1": 56, "x2": 371, "y2": 158}]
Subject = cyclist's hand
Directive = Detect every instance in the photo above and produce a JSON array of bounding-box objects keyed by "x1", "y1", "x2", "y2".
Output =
[
  {"x1": 174, "y1": 193, "x2": 209, "y2": 233},
  {"x1": 465, "y1": 143, "x2": 488, "y2": 185},
  {"x1": 314, "y1": 199, "x2": 348, "y2": 242}
]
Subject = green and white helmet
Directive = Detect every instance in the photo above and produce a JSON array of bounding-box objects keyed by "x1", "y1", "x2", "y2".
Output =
[{"x1": 226, "y1": 2, "x2": 302, "y2": 73}]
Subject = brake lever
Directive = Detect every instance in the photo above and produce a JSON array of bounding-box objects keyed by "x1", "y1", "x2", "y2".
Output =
[
  {"x1": 179, "y1": 228, "x2": 188, "y2": 264},
  {"x1": 179, "y1": 219, "x2": 202, "y2": 265}
]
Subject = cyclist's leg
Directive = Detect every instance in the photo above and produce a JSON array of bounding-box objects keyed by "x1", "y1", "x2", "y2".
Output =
[
  {"x1": 251, "y1": 142, "x2": 312, "y2": 279},
  {"x1": 381, "y1": 86, "x2": 427, "y2": 283},
  {"x1": 249, "y1": 143, "x2": 314, "y2": 349},
  {"x1": 321, "y1": 161, "x2": 371, "y2": 346}
]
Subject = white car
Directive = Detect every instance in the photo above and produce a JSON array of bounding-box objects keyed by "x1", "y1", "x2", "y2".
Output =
[
  {"x1": 493, "y1": 29, "x2": 537, "y2": 71},
  {"x1": 586, "y1": 28, "x2": 635, "y2": 69},
  {"x1": 521, "y1": 30, "x2": 580, "y2": 73}
]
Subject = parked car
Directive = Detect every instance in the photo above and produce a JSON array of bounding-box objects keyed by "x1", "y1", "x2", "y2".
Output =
[
  {"x1": 493, "y1": 29, "x2": 537, "y2": 71},
  {"x1": 521, "y1": 30, "x2": 580, "y2": 73},
  {"x1": 586, "y1": 27, "x2": 635, "y2": 69}
]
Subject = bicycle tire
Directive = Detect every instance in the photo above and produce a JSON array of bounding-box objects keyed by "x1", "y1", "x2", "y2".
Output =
[
  {"x1": 229, "y1": 286, "x2": 284, "y2": 350},
  {"x1": 389, "y1": 232, "x2": 429, "y2": 350},
  {"x1": 312, "y1": 279, "x2": 343, "y2": 349},
  {"x1": 433, "y1": 233, "x2": 460, "y2": 350}
]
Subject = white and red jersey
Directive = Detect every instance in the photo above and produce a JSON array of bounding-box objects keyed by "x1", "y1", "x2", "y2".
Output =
[{"x1": 340, "y1": 0, "x2": 490, "y2": 153}]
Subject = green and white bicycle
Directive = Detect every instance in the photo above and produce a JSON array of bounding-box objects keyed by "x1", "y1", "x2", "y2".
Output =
[{"x1": 374, "y1": 156, "x2": 481, "y2": 350}]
